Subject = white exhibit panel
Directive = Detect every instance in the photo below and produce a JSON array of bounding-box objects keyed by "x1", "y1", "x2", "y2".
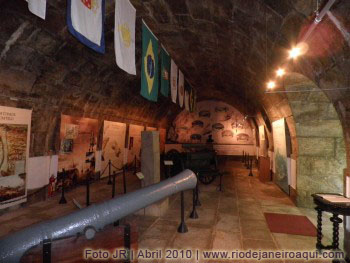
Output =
[
  {"x1": 0, "y1": 106, "x2": 32, "y2": 209},
  {"x1": 27, "y1": 156, "x2": 50, "y2": 190},
  {"x1": 291, "y1": 158, "x2": 297, "y2": 189},
  {"x1": 287, "y1": 158, "x2": 291, "y2": 186},
  {"x1": 95, "y1": 150, "x2": 102, "y2": 173},
  {"x1": 49, "y1": 155, "x2": 58, "y2": 179}
]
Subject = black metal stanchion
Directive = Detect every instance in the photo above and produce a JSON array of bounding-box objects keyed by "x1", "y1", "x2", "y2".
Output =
[
  {"x1": 43, "y1": 239, "x2": 51, "y2": 263},
  {"x1": 123, "y1": 166, "x2": 127, "y2": 194},
  {"x1": 107, "y1": 160, "x2": 112, "y2": 185},
  {"x1": 248, "y1": 157, "x2": 253, "y2": 177},
  {"x1": 112, "y1": 172, "x2": 116, "y2": 198},
  {"x1": 86, "y1": 174, "x2": 90, "y2": 207},
  {"x1": 189, "y1": 188, "x2": 198, "y2": 219},
  {"x1": 177, "y1": 191, "x2": 188, "y2": 233},
  {"x1": 242, "y1": 151, "x2": 245, "y2": 163},
  {"x1": 59, "y1": 169, "x2": 67, "y2": 204},
  {"x1": 124, "y1": 224, "x2": 131, "y2": 263},
  {"x1": 246, "y1": 153, "x2": 250, "y2": 169}
]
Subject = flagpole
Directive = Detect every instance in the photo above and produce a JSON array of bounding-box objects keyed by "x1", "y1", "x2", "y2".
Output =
[
  {"x1": 142, "y1": 19, "x2": 158, "y2": 40},
  {"x1": 161, "y1": 44, "x2": 170, "y2": 55}
]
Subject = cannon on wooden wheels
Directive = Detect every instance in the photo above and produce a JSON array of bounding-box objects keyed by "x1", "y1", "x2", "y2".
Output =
[{"x1": 165, "y1": 149, "x2": 220, "y2": 185}]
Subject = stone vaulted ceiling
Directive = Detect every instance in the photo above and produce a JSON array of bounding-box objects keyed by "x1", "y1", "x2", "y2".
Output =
[{"x1": 1, "y1": 0, "x2": 350, "y2": 120}]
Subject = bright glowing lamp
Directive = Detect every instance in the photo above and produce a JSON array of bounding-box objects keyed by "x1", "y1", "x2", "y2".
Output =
[
  {"x1": 276, "y1": 68, "x2": 285, "y2": 77},
  {"x1": 267, "y1": 81, "x2": 276, "y2": 90},
  {"x1": 289, "y1": 47, "x2": 301, "y2": 59}
]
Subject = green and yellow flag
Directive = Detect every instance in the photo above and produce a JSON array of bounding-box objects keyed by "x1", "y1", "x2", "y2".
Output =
[
  {"x1": 140, "y1": 21, "x2": 159, "y2": 102},
  {"x1": 160, "y1": 45, "x2": 170, "y2": 97}
]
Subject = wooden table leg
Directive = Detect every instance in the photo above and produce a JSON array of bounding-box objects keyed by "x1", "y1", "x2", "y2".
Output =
[
  {"x1": 330, "y1": 213, "x2": 343, "y2": 250},
  {"x1": 316, "y1": 206, "x2": 324, "y2": 250}
]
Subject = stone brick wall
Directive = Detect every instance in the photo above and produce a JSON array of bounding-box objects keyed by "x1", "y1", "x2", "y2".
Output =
[
  {"x1": 260, "y1": 73, "x2": 346, "y2": 208},
  {"x1": 0, "y1": 1, "x2": 177, "y2": 157},
  {"x1": 285, "y1": 73, "x2": 346, "y2": 208}
]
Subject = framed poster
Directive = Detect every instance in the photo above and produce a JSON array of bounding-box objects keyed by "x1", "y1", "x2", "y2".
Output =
[
  {"x1": 0, "y1": 106, "x2": 31, "y2": 209},
  {"x1": 58, "y1": 115, "x2": 99, "y2": 183},
  {"x1": 272, "y1": 118, "x2": 289, "y2": 194},
  {"x1": 127, "y1": 124, "x2": 144, "y2": 167},
  {"x1": 101, "y1": 121, "x2": 126, "y2": 177}
]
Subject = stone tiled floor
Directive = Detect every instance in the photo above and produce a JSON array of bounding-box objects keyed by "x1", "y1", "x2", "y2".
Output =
[
  {"x1": 136, "y1": 160, "x2": 345, "y2": 263},
  {"x1": 0, "y1": 160, "x2": 346, "y2": 262}
]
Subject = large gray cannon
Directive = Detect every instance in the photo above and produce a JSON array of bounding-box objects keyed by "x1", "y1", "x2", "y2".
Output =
[{"x1": 0, "y1": 169, "x2": 197, "y2": 263}]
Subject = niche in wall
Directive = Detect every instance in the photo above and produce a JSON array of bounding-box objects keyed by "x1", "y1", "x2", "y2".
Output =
[{"x1": 168, "y1": 100, "x2": 256, "y2": 155}]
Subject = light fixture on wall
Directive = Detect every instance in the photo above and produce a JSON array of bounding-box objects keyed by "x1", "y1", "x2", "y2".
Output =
[
  {"x1": 267, "y1": 81, "x2": 276, "y2": 90},
  {"x1": 288, "y1": 47, "x2": 301, "y2": 59},
  {"x1": 276, "y1": 68, "x2": 285, "y2": 77}
]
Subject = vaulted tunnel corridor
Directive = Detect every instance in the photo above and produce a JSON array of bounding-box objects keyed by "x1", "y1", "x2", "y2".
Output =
[{"x1": 0, "y1": 0, "x2": 350, "y2": 262}]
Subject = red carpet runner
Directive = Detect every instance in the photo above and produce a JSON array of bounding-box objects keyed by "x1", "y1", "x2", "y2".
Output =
[{"x1": 264, "y1": 213, "x2": 317, "y2": 237}]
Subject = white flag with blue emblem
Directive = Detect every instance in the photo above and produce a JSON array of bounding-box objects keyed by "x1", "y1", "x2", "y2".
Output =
[
  {"x1": 178, "y1": 70, "x2": 185, "y2": 107},
  {"x1": 170, "y1": 59, "x2": 178, "y2": 104},
  {"x1": 27, "y1": 0, "x2": 46, "y2": 20},
  {"x1": 115, "y1": 0, "x2": 136, "y2": 75},
  {"x1": 67, "y1": 0, "x2": 105, "y2": 53}
]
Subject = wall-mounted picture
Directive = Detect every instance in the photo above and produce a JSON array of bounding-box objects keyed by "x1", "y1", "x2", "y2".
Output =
[
  {"x1": 171, "y1": 100, "x2": 254, "y2": 145},
  {"x1": 101, "y1": 121, "x2": 126, "y2": 177},
  {"x1": 61, "y1": 139, "x2": 73, "y2": 154},
  {"x1": 127, "y1": 124, "x2": 144, "y2": 169},
  {"x1": 58, "y1": 115, "x2": 99, "y2": 185},
  {"x1": 0, "y1": 106, "x2": 31, "y2": 209}
]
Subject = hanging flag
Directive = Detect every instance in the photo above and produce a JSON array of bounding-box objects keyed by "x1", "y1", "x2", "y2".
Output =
[
  {"x1": 140, "y1": 21, "x2": 159, "y2": 102},
  {"x1": 178, "y1": 70, "x2": 185, "y2": 107},
  {"x1": 67, "y1": 0, "x2": 105, "y2": 53},
  {"x1": 27, "y1": 0, "x2": 46, "y2": 20},
  {"x1": 189, "y1": 87, "x2": 196, "y2": 112},
  {"x1": 114, "y1": 0, "x2": 136, "y2": 75},
  {"x1": 160, "y1": 46, "x2": 170, "y2": 97},
  {"x1": 170, "y1": 59, "x2": 178, "y2": 103}
]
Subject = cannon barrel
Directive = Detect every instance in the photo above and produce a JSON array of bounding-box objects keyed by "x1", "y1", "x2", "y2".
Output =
[{"x1": 0, "y1": 169, "x2": 197, "y2": 263}]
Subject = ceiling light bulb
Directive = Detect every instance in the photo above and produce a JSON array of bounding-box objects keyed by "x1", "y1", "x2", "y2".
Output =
[
  {"x1": 276, "y1": 68, "x2": 285, "y2": 77},
  {"x1": 289, "y1": 47, "x2": 301, "y2": 59},
  {"x1": 267, "y1": 81, "x2": 276, "y2": 90}
]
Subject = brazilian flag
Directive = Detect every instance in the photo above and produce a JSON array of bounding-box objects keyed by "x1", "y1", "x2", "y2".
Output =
[
  {"x1": 141, "y1": 21, "x2": 159, "y2": 102},
  {"x1": 160, "y1": 46, "x2": 170, "y2": 97}
]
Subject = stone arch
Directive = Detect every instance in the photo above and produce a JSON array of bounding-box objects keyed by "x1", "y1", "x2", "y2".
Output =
[{"x1": 283, "y1": 73, "x2": 346, "y2": 207}]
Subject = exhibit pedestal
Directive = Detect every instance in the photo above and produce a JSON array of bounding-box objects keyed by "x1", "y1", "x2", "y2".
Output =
[
  {"x1": 141, "y1": 131, "x2": 160, "y2": 186},
  {"x1": 139, "y1": 131, "x2": 168, "y2": 216}
]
